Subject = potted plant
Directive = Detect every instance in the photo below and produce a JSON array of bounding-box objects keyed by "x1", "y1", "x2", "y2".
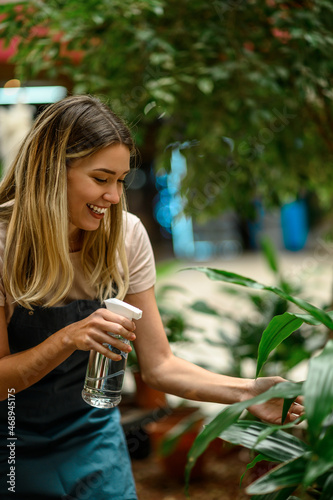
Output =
[{"x1": 185, "y1": 266, "x2": 333, "y2": 499}]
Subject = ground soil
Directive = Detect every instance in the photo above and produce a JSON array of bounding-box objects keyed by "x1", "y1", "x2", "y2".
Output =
[{"x1": 132, "y1": 444, "x2": 253, "y2": 500}]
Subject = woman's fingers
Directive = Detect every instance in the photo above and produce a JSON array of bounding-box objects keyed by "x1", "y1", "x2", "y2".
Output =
[
  {"x1": 91, "y1": 340, "x2": 124, "y2": 361},
  {"x1": 96, "y1": 310, "x2": 136, "y2": 346},
  {"x1": 103, "y1": 333, "x2": 133, "y2": 353},
  {"x1": 88, "y1": 332, "x2": 133, "y2": 360},
  {"x1": 291, "y1": 401, "x2": 304, "y2": 415},
  {"x1": 92, "y1": 308, "x2": 137, "y2": 356},
  {"x1": 99, "y1": 308, "x2": 136, "y2": 334},
  {"x1": 90, "y1": 308, "x2": 137, "y2": 340},
  {"x1": 65, "y1": 308, "x2": 137, "y2": 354}
]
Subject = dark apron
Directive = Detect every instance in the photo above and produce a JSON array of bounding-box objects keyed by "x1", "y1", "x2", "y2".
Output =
[{"x1": 0, "y1": 300, "x2": 137, "y2": 500}]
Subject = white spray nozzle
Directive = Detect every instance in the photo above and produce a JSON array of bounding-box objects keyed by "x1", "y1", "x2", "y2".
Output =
[{"x1": 104, "y1": 298, "x2": 142, "y2": 320}]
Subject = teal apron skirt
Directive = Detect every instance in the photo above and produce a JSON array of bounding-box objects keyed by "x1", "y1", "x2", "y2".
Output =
[{"x1": 0, "y1": 300, "x2": 137, "y2": 500}]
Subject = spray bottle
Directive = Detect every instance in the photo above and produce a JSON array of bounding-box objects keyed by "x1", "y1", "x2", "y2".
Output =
[{"x1": 82, "y1": 298, "x2": 142, "y2": 408}]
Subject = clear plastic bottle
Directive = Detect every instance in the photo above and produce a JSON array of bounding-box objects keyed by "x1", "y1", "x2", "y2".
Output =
[{"x1": 82, "y1": 298, "x2": 142, "y2": 408}]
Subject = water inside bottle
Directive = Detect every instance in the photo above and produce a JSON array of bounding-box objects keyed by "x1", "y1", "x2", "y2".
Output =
[{"x1": 82, "y1": 337, "x2": 129, "y2": 408}]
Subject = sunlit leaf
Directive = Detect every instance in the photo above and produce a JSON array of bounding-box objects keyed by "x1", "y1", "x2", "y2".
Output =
[{"x1": 197, "y1": 77, "x2": 214, "y2": 94}]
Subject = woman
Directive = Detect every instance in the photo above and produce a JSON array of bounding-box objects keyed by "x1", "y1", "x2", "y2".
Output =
[{"x1": 0, "y1": 95, "x2": 302, "y2": 499}]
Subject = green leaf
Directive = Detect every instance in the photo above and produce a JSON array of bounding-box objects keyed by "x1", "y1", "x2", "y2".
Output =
[
  {"x1": 197, "y1": 78, "x2": 214, "y2": 94},
  {"x1": 303, "y1": 425, "x2": 333, "y2": 487},
  {"x1": 256, "y1": 313, "x2": 304, "y2": 377},
  {"x1": 260, "y1": 236, "x2": 279, "y2": 274},
  {"x1": 290, "y1": 310, "x2": 333, "y2": 326},
  {"x1": 186, "y1": 406, "x2": 244, "y2": 488},
  {"x1": 240, "y1": 453, "x2": 269, "y2": 487},
  {"x1": 282, "y1": 399, "x2": 299, "y2": 426},
  {"x1": 159, "y1": 410, "x2": 203, "y2": 457},
  {"x1": 322, "y1": 473, "x2": 333, "y2": 500},
  {"x1": 246, "y1": 455, "x2": 309, "y2": 495},
  {"x1": 303, "y1": 340, "x2": 333, "y2": 444},
  {"x1": 155, "y1": 284, "x2": 186, "y2": 296},
  {"x1": 219, "y1": 421, "x2": 309, "y2": 463},
  {"x1": 3, "y1": 0, "x2": 333, "y2": 222},
  {"x1": 187, "y1": 267, "x2": 266, "y2": 290},
  {"x1": 155, "y1": 260, "x2": 180, "y2": 279},
  {"x1": 189, "y1": 300, "x2": 220, "y2": 316},
  {"x1": 253, "y1": 418, "x2": 305, "y2": 449},
  {"x1": 185, "y1": 268, "x2": 333, "y2": 330},
  {"x1": 186, "y1": 381, "x2": 303, "y2": 489},
  {"x1": 251, "y1": 486, "x2": 297, "y2": 500}
]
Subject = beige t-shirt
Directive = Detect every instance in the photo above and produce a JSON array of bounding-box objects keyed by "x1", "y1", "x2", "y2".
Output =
[{"x1": 0, "y1": 211, "x2": 156, "y2": 324}]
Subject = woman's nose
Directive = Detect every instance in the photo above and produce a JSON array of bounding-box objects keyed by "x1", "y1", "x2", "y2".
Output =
[{"x1": 103, "y1": 185, "x2": 121, "y2": 204}]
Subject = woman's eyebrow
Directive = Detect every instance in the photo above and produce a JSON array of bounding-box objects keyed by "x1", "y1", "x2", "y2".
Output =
[{"x1": 93, "y1": 168, "x2": 130, "y2": 175}]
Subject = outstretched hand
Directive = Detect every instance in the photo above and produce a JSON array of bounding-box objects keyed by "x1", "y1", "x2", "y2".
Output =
[{"x1": 246, "y1": 376, "x2": 304, "y2": 425}]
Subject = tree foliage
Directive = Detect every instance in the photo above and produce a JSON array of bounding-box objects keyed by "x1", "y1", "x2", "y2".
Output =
[{"x1": 1, "y1": 0, "x2": 333, "y2": 218}]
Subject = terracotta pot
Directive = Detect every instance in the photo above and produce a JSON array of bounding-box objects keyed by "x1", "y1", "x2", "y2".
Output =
[
  {"x1": 132, "y1": 370, "x2": 167, "y2": 409},
  {"x1": 145, "y1": 406, "x2": 207, "y2": 481}
]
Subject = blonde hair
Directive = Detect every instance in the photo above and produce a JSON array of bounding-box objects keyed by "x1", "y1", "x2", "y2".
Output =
[{"x1": 0, "y1": 94, "x2": 134, "y2": 308}]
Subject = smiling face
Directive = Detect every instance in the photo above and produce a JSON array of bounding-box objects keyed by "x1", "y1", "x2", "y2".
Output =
[{"x1": 67, "y1": 143, "x2": 130, "y2": 248}]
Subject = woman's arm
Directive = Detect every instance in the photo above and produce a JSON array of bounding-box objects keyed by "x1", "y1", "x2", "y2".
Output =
[
  {"x1": 125, "y1": 287, "x2": 303, "y2": 424},
  {"x1": 0, "y1": 306, "x2": 136, "y2": 400}
]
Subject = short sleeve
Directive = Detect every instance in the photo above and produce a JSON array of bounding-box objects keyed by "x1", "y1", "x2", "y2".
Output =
[{"x1": 124, "y1": 212, "x2": 156, "y2": 294}]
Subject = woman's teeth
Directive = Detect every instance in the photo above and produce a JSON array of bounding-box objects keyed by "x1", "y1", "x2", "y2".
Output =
[{"x1": 87, "y1": 203, "x2": 108, "y2": 214}]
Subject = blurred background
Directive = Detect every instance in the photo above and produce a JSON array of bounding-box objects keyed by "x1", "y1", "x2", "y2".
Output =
[
  {"x1": 1, "y1": 1, "x2": 333, "y2": 498},
  {"x1": 1, "y1": 0, "x2": 333, "y2": 262}
]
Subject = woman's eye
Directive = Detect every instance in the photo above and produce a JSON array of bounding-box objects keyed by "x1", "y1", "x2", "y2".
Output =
[
  {"x1": 118, "y1": 179, "x2": 126, "y2": 184},
  {"x1": 94, "y1": 178, "x2": 107, "y2": 183}
]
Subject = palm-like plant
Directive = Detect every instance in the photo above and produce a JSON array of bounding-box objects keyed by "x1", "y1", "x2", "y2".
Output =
[{"x1": 185, "y1": 267, "x2": 333, "y2": 499}]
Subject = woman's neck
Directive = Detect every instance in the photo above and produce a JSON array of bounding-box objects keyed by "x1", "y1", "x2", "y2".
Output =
[{"x1": 68, "y1": 228, "x2": 83, "y2": 253}]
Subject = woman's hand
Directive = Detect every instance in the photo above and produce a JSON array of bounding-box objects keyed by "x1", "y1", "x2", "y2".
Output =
[
  {"x1": 245, "y1": 376, "x2": 304, "y2": 424},
  {"x1": 60, "y1": 308, "x2": 136, "y2": 360},
  {"x1": 0, "y1": 306, "x2": 137, "y2": 398}
]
